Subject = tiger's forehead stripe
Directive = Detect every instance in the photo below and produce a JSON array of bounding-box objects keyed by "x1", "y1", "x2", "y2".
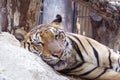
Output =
[
  {"x1": 49, "y1": 27, "x2": 58, "y2": 35},
  {"x1": 48, "y1": 27, "x2": 63, "y2": 36}
]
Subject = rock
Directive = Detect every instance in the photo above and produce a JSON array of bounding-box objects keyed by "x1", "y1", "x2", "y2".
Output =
[
  {"x1": 0, "y1": 32, "x2": 69, "y2": 80},
  {"x1": 0, "y1": 32, "x2": 20, "y2": 46}
]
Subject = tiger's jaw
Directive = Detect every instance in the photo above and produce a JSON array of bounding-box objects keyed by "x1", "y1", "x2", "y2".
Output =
[
  {"x1": 52, "y1": 60, "x2": 68, "y2": 71},
  {"x1": 39, "y1": 49, "x2": 70, "y2": 70},
  {"x1": 41, "y1": 49, "x2": 76, "y2": 71},
  {"x1": 48, "y1": 51, "x2": 77, "y2": 71},
  {"x1": 40, "y1": 54, "x2": 68, "y2": 71}
]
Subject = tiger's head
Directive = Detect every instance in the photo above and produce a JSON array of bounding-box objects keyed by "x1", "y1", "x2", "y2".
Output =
[
  {"x1": 35, "y1": 27, "x2": 66, "y2": 63},
  {"x1": 31, "y1": 27, "x2": 73, "y2": 71},
  {"x1": 23, "y1": 14, "x2": 73, "y2": 70}
]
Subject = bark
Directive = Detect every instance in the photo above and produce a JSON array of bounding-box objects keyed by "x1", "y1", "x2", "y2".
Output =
[
  {"x1": 0, "y1": 0, "x2": 42, "y2": 41},
  {"x1": 7, "y1": 0, "x2": 42, "y2": 33},
  {"x1": 72, "y1": 0, "x2": 120, "y2": 50},
  {"x1": 0, "y1": 0, "x2": 8, "y2": 32},
  {"x1": 42, "y1": 0, "x2": 73, "y2": 32},
  {"x1": 26, "y1": 0, "x2": 42, "y2": 30}
]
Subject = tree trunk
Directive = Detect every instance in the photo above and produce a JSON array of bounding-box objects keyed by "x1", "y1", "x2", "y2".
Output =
[
  {"x1": 72, "y1": 0, "x2": 120, "y2": 50},
  {"x1": 42, "y1": 0, "x2": 73, "y2": 32},
  {"x1": 0, "y1": 0, "x2": 42, "y2": 41},
  {"x1": 0, "y1": 0, "x2": 8, "y2": 33},
  {"x1": 7, "y1": 0, "x2": 42, "y2": 32}
]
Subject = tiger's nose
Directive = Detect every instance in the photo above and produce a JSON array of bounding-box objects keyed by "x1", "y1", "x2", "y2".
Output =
[{"x1": 52, "y1": 49, "x2": 64, "y2": 58}]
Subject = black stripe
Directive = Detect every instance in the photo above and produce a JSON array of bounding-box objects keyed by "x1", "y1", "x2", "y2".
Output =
[
  {"x1": 93, "y1": 68, "x2": 108, "y2": 80},
  {"x1": 119, "y1": 50, "x2": 120, "y2": 54},
  {"x1": 35, "y1": 42, "x2": 44, "y2": 46},
  {"x1": 30, "y1": 37, "x2": 32, "y2": 42},
  {"x1": 65, "y1": 42, "x2": 69, "y2": 48},
  {"x1": 59, "y1": 62, "x2": 84, "y2": 74},
  {"x1": 24, "y1": 42, "x2": 26, "y2": 48},
  {"x1": 73, "y1": 35, "x2": 89, "y2": 55},
  {"x1": 79, "y1": 66, "x2": 98, "y2": 76},
  {"x1": 68, "y1": 37, "x2": 84, "y2": 61},
  {"x1": 33, "y1": 46, "x2": 38, "y2": 51},
  {"x1": 87, "y1": 40, "x2": 100, "y2": 66},
  {"x1": 93, "y1": 47, "x2": 99, "y2": 66},
  {"x1": 108, "y1": 50, "x2": 113, "y2": 68},
  {"x1": 33, "y1": 46, "x2": 41, "y2": 55},
  {"x1": 115, "y1": 67, "x2": 118, "y2": 72},
  {"x1": 118, "y1": 58, "x2": 120, "y2": 67},
  {"x1": 27, "y1": 42, "x2": 31, "y2": 51}
]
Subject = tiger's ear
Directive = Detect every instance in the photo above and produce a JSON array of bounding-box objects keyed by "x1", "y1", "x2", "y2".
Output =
[{"x1": 50, "y1": 14, "x2": 62, "y2": 29}]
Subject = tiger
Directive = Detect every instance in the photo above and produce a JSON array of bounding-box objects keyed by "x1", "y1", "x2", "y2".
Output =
[{"x1": 21, "y1": 14, "x2": 120, "y2": 80}]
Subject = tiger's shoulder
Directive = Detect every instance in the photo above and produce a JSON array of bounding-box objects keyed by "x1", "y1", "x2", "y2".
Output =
[{"x1": 65, "y1": 32, "x2": 111, "y2": 54}]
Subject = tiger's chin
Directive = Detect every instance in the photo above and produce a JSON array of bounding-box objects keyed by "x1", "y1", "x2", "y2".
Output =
[
  {"x1": 52, "y1": 60, "x2": 68, "y2": 71},
  {"x1": 41, "y1": 57, "x2": 68, "y2": 70}
]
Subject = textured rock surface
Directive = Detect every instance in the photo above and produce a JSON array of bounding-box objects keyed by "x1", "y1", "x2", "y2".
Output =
[{"x1": 0, "y1": 32, "x2": 20, "y2": 46}]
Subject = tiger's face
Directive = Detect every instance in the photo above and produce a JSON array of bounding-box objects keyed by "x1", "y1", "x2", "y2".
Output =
[{"x1": 31, "y1": 27, "x2": 71, "y2": 70}]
